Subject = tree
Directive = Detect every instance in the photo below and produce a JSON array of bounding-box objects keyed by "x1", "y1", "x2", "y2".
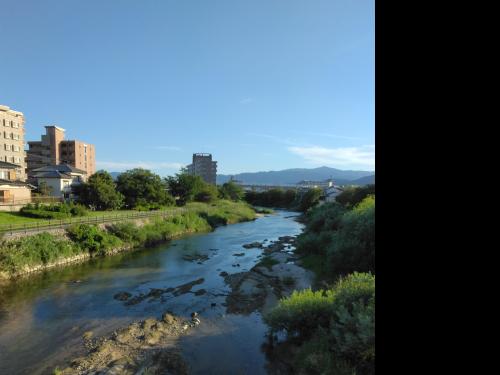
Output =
[
  {"x1": 116, "y1": 168, "x2": 174, "y2": 208},
  {"x1": 165, "y1": 173, "x2": 211, "y2": 204},
  {"x1": 76, "y1": 170, "x2": 124, "y2": 210},
  {"x1": 218, "y1": 181, "x2": 245, "y2": 201},
  {"x1": 336, "y1": 184, "x2": 375, "y2": 208},
  {"x1": 298, "y1": 188, "x2": 323, "y2": 212}
]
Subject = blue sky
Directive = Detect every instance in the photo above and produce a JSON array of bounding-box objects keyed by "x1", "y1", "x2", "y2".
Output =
[{"x1": 0, "y1": 0, "x2": 374, "y2": 176}]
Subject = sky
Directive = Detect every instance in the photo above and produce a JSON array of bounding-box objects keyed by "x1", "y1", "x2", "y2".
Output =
[{"x1": 0, "y1": 0, "x2": 374, "y2": 177}]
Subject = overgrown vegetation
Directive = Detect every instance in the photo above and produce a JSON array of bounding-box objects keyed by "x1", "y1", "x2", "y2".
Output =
[
  {"x1": 296, "y1": 194, "x2": 375, "y2": 280},
  {"x1": 0, "y1": 200, "x2": 256, "y2": 278},
  {"x1": 66, "y1": 224, "x2": 123, "y2": 256},
  {"x1": 265, "y1": 272, "x2": 375, "y2": 375},
  {"x1": 264, "y1": 185, "x2": 375, "y2": 375},
  {"x1": 0, "y1": 233, "x2": 83, "y2": 275},
  {"x1": 20, "y1": 202, "x2": 88, "y2": 219},
  {"x1": 244, "y1": 187, "x2": 322, "y2": 212},
  {"x1": 335, "y1": 184, "x2": 375, "y2": 208}
]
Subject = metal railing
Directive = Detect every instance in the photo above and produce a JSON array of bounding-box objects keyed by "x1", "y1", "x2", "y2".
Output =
[{"x1": 0, "y1": 207, "x2": 188, "y2": 235}]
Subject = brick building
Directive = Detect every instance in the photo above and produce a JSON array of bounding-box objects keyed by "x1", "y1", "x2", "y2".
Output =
[{"x1": 27, "y1": 126, "x2": 95, "y2": 181}]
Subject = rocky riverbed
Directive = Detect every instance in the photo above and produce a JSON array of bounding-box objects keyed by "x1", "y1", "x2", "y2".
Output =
[
  {"x1": 55, "y1": 234, "x2": 313, "y2": 374},
  {"x1": 56, "y1": 312, "x2": 200, "y2": 375}
]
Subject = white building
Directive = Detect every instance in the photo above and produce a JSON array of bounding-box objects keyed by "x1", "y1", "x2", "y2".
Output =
[{"x1": 32, "y1": 164, "x2": 86, "y2": 199}]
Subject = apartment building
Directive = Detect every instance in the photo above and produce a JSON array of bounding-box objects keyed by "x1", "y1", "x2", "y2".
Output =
[
  {"x1": 186, "y1": 153, "x2": 217, "y2": 185},
  {"x1": 0, "y1": 104, "x2": 27, "y2": 181},
  {"x1": 27, "y1": 126, "x2": 95, "y2": 180}
]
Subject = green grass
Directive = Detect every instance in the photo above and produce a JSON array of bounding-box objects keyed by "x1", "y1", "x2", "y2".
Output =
[{"x1": 0, "y1": 200, "x2": 257, "y2": 278}]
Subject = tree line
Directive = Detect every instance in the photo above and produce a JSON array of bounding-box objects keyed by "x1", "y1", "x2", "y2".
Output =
[{"x1": 73, "y1": 168, "x2": 246, "y2": 211}]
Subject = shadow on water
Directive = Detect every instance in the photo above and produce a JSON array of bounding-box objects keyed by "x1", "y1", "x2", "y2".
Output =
[{"x1": 0, "y1": 210, "x2": 304, "y2": 375}]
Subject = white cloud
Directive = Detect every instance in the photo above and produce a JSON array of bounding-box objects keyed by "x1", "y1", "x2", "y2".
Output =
[
  {"x1": 240, "y1": 98, "x2": 254, "y2": 104},
  {"x1": 96, "y1": 161, "x2": 184, "y2": 172},
  {"x1": 288, "y1": 145, "x2": 375, "y2": 170}
]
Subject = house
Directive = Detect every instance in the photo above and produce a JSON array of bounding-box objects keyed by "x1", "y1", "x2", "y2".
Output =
[
  {"x1": 324, "y1": 185, "x2": 344, "y2": 202},
  {"x1": 0, "y1": 161, "x2": 34, "y2": 210},
  {"x1": 32, "y1": 164, "x2": 86, "y2": 200}
]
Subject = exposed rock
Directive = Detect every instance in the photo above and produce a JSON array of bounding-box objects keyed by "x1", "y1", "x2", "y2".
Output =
[
  {"x1": 233, "y1": 253, "x2": 245, "y2": 257},
  {"x1": 242, "y1": 241, "x2": 264, "y2": 249},
  {"x1": 219, "y1": 271, "x2": 229, "y2": 277},
  {"x1": 55, "y1": 312, "x2": 192, "y2": 375},
  {"x1": 182, "y1": 253, "x2": 209, "y2": 262}
]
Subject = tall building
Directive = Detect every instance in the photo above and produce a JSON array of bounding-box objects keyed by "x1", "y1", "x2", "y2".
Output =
[
  {"x1": 27, "y1": 126, "x2": 95, "y2": 181},
  {"x1": 0, "y1": 104, "x2": 27, "y2": 181},
  {"x1": 186, "y1": 153, "x2": 217, "y2": 185}
]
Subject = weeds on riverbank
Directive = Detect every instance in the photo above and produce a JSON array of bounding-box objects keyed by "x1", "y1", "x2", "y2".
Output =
[
  {"x1": 0, "y1": 200, "x2": 256, "y2": 279},
  {"x1": 0, "y1": 233, "x2": 83, "y2": 275},
  {"x1": 265, "y1": 272, "x2": 375, "y2": 375}
]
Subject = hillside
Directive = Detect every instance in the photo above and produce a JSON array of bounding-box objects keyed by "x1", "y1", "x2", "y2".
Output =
[{"x1": 217, "y1": 166, "x2": 374, "y2": 186}]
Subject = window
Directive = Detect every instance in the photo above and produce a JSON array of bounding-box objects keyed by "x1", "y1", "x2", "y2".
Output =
[
  {"x1": 14, "y1": 122, "x2": 19, "y2": 129},
  {"x1": 2, "y1": 119, "x2": 5, "y2": 127},
  {"x1": 13, "y1": 145, "x2": 19, "y2": 152},
  {"x1": 4, "y1": 144, "x2": 10, "y2": 151},
  {"x1": 10, "y1": 121, "x2": 13, "y2": 127}
]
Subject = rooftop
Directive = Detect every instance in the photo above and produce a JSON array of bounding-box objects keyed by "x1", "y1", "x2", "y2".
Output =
[{"x1": 32, "y1": 164, "x2": 86, "y2": 175}]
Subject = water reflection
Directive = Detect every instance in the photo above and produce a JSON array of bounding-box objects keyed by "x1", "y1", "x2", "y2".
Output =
[{"x1": 0, "y1": 210, "x2": 303, "y2": 375}]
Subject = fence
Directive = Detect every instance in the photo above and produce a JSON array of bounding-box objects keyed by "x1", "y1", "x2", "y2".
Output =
[
  {"x1": 0, "y1": 207, "x2": 189, "y2": 235},
  {"x1": 0, "y1": 196, "x2": 63, "y2": 206}
]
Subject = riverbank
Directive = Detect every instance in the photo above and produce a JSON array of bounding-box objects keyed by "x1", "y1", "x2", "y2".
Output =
[{"x1": 0, "y1": 200, "x2": 256, "y2": 282}]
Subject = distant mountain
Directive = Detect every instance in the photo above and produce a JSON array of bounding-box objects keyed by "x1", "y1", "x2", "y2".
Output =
[
  {"x1": 217, "y1": 166, "x2": 374, "y2": 186},
  {"x1": 348, "y1": 174, "x2": 375, "y2": 186}
]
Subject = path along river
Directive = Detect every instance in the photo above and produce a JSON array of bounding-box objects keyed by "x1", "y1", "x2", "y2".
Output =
[{"x1": 0, "y1": 210, "x2": 308, "y2": 375}]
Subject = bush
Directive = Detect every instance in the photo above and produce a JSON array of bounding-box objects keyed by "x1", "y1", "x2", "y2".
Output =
[
  {"x1": 327, "y1": 196, "x2": 375, "y2": 276},
  {"x1": 107, "y1": 222, "x2": 146, "y2": 244},
  {"x1": 66, "y1": 224, "x2": 122, "y2": 255},
  {"x1": 19, "y1": 203, "x2": 88, "y2": 219},
  {"x1": 336, "y1": 184, "x2": 375, "y2": 208},
  {"x1": 265, "y1": 272, "x2": 375, "y2": 375}
]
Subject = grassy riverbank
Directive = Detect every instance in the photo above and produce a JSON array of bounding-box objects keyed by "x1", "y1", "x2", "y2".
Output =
[{"x1": 0, "y1": 200, "x2": 256, "y2": 281}]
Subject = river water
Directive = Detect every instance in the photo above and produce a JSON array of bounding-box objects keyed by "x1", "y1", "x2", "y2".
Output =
[{"x1": 0, "y1": 210, "x2": 304, "y2": 375}]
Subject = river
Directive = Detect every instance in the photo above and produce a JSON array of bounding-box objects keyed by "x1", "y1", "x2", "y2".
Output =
[{"x1": 0, "y1": 210, "x2": 305, "y2": 375}]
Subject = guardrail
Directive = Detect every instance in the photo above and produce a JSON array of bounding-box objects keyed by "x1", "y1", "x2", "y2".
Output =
[{"x1": 0, "y1": 207, "x2": 189, "y2": 235}]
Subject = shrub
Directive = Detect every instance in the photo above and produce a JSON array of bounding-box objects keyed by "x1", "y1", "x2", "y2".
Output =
[
  {"x1": 265, "y1": 272, "x2": 375, "y2": 375},
  {"x1": 265, "y1": 288, "x2": 336, "y2": 335},
  {"x1": 327, "y1": 197, "x2": 375, "y2": 276},
  {"x1": 19, "y1": 203, "x2": 88, "y2": 219},
  {"x1": 66, "y1": 224, "x2": 122, "y2": 255},
  {"x1": 107, "y1": 222, "x2": 146, "y2": 244},
  {"x1": 336, "y1": 184, "x2": 375, "y2": 208}
]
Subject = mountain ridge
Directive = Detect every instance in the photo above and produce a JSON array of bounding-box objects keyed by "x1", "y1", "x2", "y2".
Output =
[{"x1": 217, "y1": 166, "x2": 374, "y2": 186}]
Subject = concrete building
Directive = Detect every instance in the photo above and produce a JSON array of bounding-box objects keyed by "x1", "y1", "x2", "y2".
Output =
[
  {"x1": 31, "y1": 164, "x2": 86, "y2": 200},
  {"x1": 296, "y1": 179, "x2": 334, "y2": 189},
  {"x1": 27, "y1": 126, "x2": 95, "y2": 181},
  {"x1": 186, "y1": 153, "x2": 217, "y2": 185},
  {"x1": 0, "y1": 161, "x2": 33, "y2": 211},
  {"x1": 0, "y1": 104, "x2": 27, "y2": 181}
]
